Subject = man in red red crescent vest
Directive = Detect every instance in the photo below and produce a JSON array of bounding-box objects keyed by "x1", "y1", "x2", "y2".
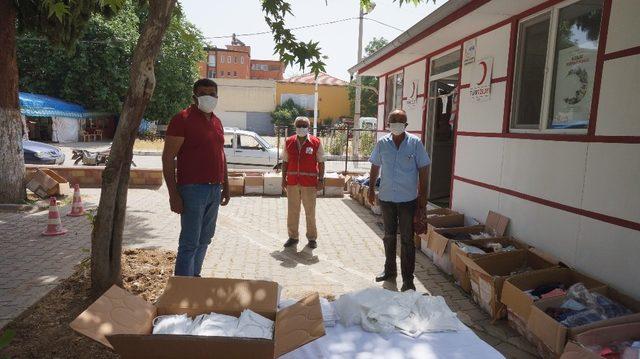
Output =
[{"x1": 281, "y1": 116, "x2": 325, "y2": 249}]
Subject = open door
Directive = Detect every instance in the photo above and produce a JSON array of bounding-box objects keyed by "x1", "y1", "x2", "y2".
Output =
[{"x1": 424, "y1": 49, "x2": 460, "y2": 207}]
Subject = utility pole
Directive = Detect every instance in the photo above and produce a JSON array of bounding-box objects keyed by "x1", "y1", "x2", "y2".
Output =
[
  {"x1": 353, "y1": 4, "x2": 364, "y2": 159},
  {"x1": 313, "y1": 79, "x2": 319, "y2": 136},
  {"x1": 354, "y1": 2, "x2": 375, "y2": 159}
]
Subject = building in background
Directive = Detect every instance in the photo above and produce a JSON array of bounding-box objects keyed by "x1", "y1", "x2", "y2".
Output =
[
  {"x1": 199, "y1": 36, "x2": 284, "y2": 81},
  {"x1": 350, "y1": 0, "x2": 640, "y2": 299},
  {"x1": 276, "y1": 72, "x2": 351, "y2": 124},
  {"x1": 214, "y1": 78, "x2": 277, "y2": 135}
]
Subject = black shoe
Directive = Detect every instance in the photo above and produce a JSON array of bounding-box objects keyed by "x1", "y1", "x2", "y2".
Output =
[
  {"x1": 307, "y1": 240, "x2": 317, "y2": 249},
  {"x1": 401, "y1": 281, "x2": 416, "y2": 292},
  {"x1": 375, "y1": 271, "x2": 397, "y2": 282},
  {"x1": 284, "y1": 238, "x2": 299, "y2": 248}
]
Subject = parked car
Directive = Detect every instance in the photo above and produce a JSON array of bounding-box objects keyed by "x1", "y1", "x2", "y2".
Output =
[
  {"x1": 23, "y1": 140, "x2": 65, "y2": 165},
  {"x1": 224, "y1": 128, "x2": 279, "y2": 167}
]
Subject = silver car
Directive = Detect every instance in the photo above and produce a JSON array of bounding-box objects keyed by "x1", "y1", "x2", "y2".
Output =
[{"x1": 223, "y1": 128, "x2": 279, "y2": 167}]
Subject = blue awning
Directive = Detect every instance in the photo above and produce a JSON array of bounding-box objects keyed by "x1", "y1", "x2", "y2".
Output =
[{"x1": 19, "y1": 92, "x2": 88, "y2": 118}]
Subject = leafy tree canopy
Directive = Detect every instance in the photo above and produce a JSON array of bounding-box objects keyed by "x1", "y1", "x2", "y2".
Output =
[
  {"x1": 17, "y1": 0, "x2": 203, "y2": 124},
  {"x1": 270, "y1": 98, "x2": 307, "y2": 127}
]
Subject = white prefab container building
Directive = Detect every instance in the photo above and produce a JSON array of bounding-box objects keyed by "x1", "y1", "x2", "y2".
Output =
[{"x1": 350, "y1": 0, "x2": 640, "y2": 298}]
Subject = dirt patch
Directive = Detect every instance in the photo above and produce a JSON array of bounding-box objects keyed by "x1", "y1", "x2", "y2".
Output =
[{"x1": 0, "y1": 248, "x2": 175, "y2": 359}]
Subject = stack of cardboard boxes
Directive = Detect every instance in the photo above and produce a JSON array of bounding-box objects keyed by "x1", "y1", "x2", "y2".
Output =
[{"x1": 413, "y1": 208, "x2": 640, "y2": 358}]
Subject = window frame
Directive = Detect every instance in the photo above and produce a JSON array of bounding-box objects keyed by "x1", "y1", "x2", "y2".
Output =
[
  {"x1": 510, "y1": 0, "x2": 602, "y2": 134},
  {"x1": 384, "y1": 71, "x2": 404, "y2": 123}
]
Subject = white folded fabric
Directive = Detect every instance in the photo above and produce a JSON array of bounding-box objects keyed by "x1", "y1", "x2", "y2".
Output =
[
  {"x1": 152, "y1": 314, "x2": 193, "y2": 335},
  {"x1": 236, "y1": 309, "x2": 274, "y2": 339},
  {"x1": 190, "y1": 313, "x2": 239, "y2": 337}
]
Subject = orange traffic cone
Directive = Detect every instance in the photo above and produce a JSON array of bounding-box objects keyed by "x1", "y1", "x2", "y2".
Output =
[
  {"x1": 42, "y1": 197, "x2": 68, "y2": 236},
  {"x1": 67, "y1": 184, "x2": 85, "y2": 217}
]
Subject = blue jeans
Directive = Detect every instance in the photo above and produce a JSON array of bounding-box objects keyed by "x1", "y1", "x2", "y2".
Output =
[{"x1": 174, "y1": 184, "x2": 221, "y2": 276}]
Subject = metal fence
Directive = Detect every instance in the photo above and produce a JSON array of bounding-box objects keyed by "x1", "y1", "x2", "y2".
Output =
[{"x1": 274, "y1": 125, "x2": 421, "y2": 173}]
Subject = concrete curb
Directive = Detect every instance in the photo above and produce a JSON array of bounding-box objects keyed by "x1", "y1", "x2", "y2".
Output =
[
  {"x1": 0, "y1": 202, "x2": 48, "y2": 213},
  {"x1": 133, "y1": 150, "x2": 162, "y2": 156}
]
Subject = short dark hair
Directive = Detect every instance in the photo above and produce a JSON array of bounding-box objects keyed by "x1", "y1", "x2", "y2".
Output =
[
  {"x1": 193, "y1": 78, "x2": 217, "y2": 94},
  {"x1": 388, "y1": 109, "x2": 407, "y2": 122}
]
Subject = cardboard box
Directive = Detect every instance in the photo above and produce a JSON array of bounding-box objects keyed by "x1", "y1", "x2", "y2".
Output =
[
  {"x1": 359, "y1": 185, "x2": 367, "y2": 206},
  {"x1": 71, "y1": 277, "x2": 325, "y2": 358},
  {"x1": 324, "y1": 173, "x2": 345, "y2": 197},
  {"x1": 244, "y1": 175, "x2": 264, "y2": 195},
  {"x1": 501, "y1": 267, "x2": 607, "y2": 324},
  {"x1": 26, "y1": 168, "x2": 70, "y2": 198},
  {"x1": 527, "y1": 287, "x2": 640, "y2": 355},
  {"x1": 560, "y1": 322, "x2": 640, "y2": 359},
  {"x1": 459, "y1": 248, "x2": 560, "y2": 320},
  {"x1": 371, "y1": 192, "x2": 381, "y2": 215},
  {"x1": 264, "y1": 173, "x2": 283, "y2": 196},
  {"x1": 414, "y1": 208, "x2": 465, "y2": 249},
  {"x1": 228, "y1": 173, "x2": 245, "y2": 196},
  {"x1": 451, "y1": 237, "x2": 527, "y2": 293}
]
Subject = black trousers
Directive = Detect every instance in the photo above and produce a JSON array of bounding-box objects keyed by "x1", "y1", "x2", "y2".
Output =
[{"x1": 379, "y1": 199, "x2": 417, "y2": 283}]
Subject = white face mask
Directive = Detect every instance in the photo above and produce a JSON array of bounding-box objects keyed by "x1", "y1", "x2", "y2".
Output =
[
  {"x1": 296, "y1": 127, "x2": 309, "y2": 137},
  {"x1": 389, "y1": 122, "x2": 406, "y2": 136},
  {"x1": 197, "y1": 95, "x2": 217, "y2": 113}
]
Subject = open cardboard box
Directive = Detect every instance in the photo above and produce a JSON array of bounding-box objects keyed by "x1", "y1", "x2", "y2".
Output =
[
  {"x1": 26, "y1": 168, "x2": 70, "y2": 198},
  {"x1": 71, "y1": 277, "x2": 325, "y2": 359},
  {"x1": 244, "y1": 175, "x2": 264, "y2": 195},
  {"x1": 451, "y1": 236, "x2": 526, "y2": 293},
  {"x1": 423, "y1": 211, "x2": 509, "y2": 282},
  {"x1": 458, "y1": 248, "x2": 560, "y2": 320},
  {"x1": 501, "y1": 267, "x2": 607, "y2": 325},
  {"x1": 527, "y1": 286, "x2": 640, "y2": 355},
  {"x1": 414, "y1": 208, "x2": 465, "y2": 248},
  {"x1": 560, "y1": 322, "x2": 640, "y2": 359}
]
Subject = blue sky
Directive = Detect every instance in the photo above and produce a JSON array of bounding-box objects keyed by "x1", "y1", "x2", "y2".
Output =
[{"x1": 180, "y1": 0, "x2": 448, "y2": 80}]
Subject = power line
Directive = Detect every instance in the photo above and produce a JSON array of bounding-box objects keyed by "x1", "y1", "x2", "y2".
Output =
[{"x1": 204, "y1": 16, "x2": 405, "y2": 40}]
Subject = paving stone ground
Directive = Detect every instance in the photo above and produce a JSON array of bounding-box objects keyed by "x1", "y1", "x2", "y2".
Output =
[{"x1": 0, "y1": 186, "x2": 539, "y2": 358}]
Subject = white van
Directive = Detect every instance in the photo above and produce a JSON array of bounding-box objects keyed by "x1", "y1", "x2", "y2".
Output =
[{"x1": 223, "y1": 128, "x2": 279, "y2": 167}]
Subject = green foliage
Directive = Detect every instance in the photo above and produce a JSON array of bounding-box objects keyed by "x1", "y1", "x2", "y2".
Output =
[
  {"x1": 359, "y1": 130, "x2": 375, "y2": 156},
  {"x1": 349, "y1": 37, "x2": 388, "y2": 117},
  {"x1": 0, "y1": 329, "x2": 15, "y2": 352},
  {"x1": 270, "y1": 99, "x2": 307, "y2": 127},
  {"x1": 327, "y1": 123, "x2": 348, "y2": 156},
  {"x1": 17, "y1": 1, "x2": 204, "y2": 123},
  {"x1": 15, "y1": 0, "x2": 125, "y2": 49},
  {"x1": 262, "y1": 0, "x2": 326, "y2": 75}
]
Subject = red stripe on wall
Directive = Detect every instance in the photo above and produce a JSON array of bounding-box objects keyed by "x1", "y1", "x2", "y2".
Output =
[
  {"x1": 588, "y1": 0, "x2": 612, "y2": 136},
  {"x1": 421, "y1": 58, "x2": 431, "y2": 144},
  {"x1": 603, "y1": 46, "x2": 640, "y2": 61},
  {"x1": 456, "y1": 131, "x2": 640, "y2": 144},
  {"x1": 453, "y1": 175, "x2": 640, "y2": 232}
]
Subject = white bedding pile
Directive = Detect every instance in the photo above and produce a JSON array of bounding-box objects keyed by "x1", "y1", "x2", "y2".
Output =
[{"x1": 333, "y1": 288, "x2": 462, "y2": 337}]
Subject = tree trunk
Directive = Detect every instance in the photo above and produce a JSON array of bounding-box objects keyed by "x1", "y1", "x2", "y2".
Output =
[
  {"x1": 0, "y1": 0, "x2": 26, "y2": 204},
  {"x1": 91, "y1": 0, "x2": 177, "y2": 294}
]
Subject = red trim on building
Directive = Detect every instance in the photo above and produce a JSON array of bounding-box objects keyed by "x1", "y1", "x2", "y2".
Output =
[
  {"x1": 603, "y1": 45, "x2": 640, "y2": 61},
  {"x1": 459, "y1": 76, "x2": 507, "y2": 88},
  {"x1": 503, "y1": 20, "x2": 518, "y2": 133},
  {"x1": 453, "y1": 175, "x2": 640, "y2": 232},
  {"x1": 359, "y1": 0, "x2": 493, "y2": 74},
  {"x1": 588, "y1": 0, "x2": 612, "y2": 136},
  {"x1": 456, "y1": 131, "x2": 640, "y2": 144},
  {"x1": 421, "y1": 58, "x2": 431, "y2": 144}
]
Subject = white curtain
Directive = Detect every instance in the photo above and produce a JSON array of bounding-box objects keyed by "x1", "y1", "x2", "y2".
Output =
[{"x1": 51, "y1": 117, "x2": 80, "y2": 143}]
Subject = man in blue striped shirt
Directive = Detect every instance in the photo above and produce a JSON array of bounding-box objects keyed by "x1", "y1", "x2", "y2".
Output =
[{"x1": 368, "y1": 109, "x2": 431, "y2": 291}]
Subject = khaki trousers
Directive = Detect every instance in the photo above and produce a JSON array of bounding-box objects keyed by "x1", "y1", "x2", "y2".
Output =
[{"x1": 287, "y1": 185, "x2": 317, "y2": 240}]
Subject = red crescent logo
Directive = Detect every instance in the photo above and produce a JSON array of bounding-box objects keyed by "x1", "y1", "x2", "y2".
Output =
[
  {"x1": 478, "y1": 61, "x2": 487, "y2": 85},
  {"x1": 410, "y1": 82, "x2": 416, "y2": 98}
]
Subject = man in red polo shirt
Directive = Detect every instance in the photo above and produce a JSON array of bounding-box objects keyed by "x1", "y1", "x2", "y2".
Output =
[
  {"x1": 162, "y1": 78, "x2": 230, "y2": 277},
  {"x1": 281, "y1": 116, "x2": 325, "y2": 249}
]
